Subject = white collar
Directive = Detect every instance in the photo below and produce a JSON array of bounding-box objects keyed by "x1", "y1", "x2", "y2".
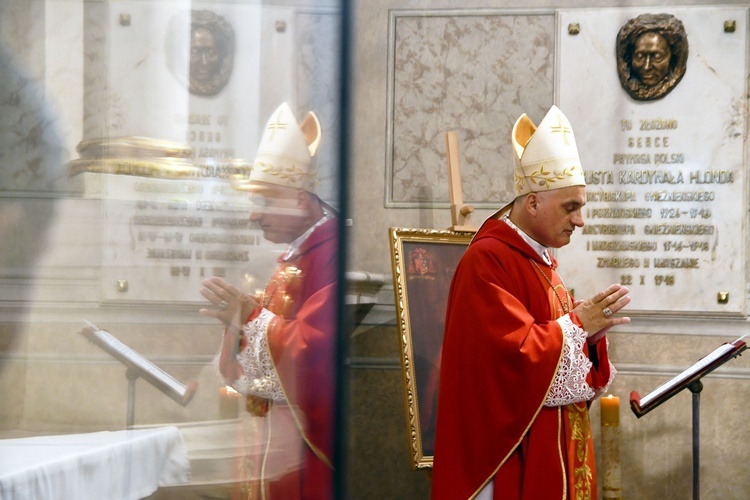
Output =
[
  {"x1": 501, "y1": 214, "x2": 552, "y2": 265},
  {"x1": 282, "y1": 210, "x2": 333, "y2": 261}
]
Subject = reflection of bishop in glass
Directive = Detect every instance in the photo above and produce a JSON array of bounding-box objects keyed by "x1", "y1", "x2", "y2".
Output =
[
  {"x1": 432, "y1": 106, "x2": 632, "y2": 499},
  {"x1": 199, "y1": 102, "x2": 337, "y2": 499}
]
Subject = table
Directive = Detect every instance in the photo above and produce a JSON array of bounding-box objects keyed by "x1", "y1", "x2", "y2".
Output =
[{"x1": 0, "y1": 426, "x2": 190, "y2": 499}]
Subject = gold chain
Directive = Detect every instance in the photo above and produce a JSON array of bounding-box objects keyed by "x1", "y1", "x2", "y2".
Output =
[
  {"x1": 259, "y1": 274, "x2": 279, "y2": 309},
  {"x1": 530, "y1": 258, "x2": 571, "y2": 314}
]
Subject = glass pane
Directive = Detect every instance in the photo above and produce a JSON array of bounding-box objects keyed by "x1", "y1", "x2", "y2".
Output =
[{"x1": 0, "y1": 0, "x2": 346, "y2": 498}]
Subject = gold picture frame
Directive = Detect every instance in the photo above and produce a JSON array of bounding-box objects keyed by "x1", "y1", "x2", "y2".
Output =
[{"x1": 388, "y1": 227, "x2": 473, "y2": 469}]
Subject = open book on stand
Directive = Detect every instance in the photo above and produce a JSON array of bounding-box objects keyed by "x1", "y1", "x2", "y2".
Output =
[
  {"x1": 80, "y1": 320, "x2": 198, "y2": 406},
  {"x1": 630, "y1": 335, "x2": 747, "y2": 418}
]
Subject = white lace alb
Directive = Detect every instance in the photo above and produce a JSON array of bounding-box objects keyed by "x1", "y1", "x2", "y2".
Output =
[
  {"x1": 215, "y1": 308, "x2": 285, "y2": 401},
  {"x1": 544, "y1": 315, "x2": 595, "y2": 406}
]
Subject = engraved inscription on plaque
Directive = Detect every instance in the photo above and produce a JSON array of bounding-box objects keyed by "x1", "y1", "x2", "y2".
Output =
[
  {"x1": 557, "y1": 7, "x2": 747, "y2": 315},
  {"x1": 95, "y1": 3, "x2": 271, "y2": 303},
  {"x1": 102, "y1": 174, "x2": 281, "y2": 303}
]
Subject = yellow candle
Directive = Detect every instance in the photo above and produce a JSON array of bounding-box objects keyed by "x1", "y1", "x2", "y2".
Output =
[
  {"x1": 601, "y1": 394, "x2": 620, "y2": 425},
  {"x1": 219, "y1": 385, "x2": 241, "y2": 419},
  {"x1": 600, "y1": 394, "x2": 622, "y2": 499}
]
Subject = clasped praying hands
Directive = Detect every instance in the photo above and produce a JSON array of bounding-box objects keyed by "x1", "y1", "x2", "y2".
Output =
[
  {"x1": 572, "y1": 283, "x2": 631, "y2": 343},
  {"x1": 199, "y1": 276, "x2": 259, "y2": 333}
]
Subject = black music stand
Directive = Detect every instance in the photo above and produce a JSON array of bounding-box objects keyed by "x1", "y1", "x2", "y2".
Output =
[
  {"x1": 630, "y1": 336, "x2": 747, "y2": 500},
  {"x1": 80, "y1": 321, "x2": 198, "y2": 428}
]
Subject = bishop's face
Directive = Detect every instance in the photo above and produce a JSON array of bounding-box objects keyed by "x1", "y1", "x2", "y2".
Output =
[
  {"x1": 631, "y1": 32, "x2": 672, "y2": 86},
  {"x1": 190, "y1": 27, "x2": 220, "y2": 84},
  {"x1": 528, "y1": 185, "x2": 585, "y2": 248},
  {"x1": 248, "y1": 183, "x2": 310, "y2": 244}
]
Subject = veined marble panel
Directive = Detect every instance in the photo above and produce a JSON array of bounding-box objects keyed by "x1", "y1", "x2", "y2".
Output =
[
  {"x1": 386, "y1": 9, "x2": 554, "y2": 208},
  {"x1": 556, "y1": 6, "x2": 748, "y2": 316}
]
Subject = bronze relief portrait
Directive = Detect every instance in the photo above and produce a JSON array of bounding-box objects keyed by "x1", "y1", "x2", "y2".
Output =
[
  {"x1": 167, "y1": 9, "x2": 235, "y2": 97},
  {"x1": 616, "y1": 13, "x2": 688, "y2": 101}
]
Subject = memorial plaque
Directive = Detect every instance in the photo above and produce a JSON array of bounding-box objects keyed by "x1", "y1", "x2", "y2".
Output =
[
  {"x1": 92, "y1": 2, "x2": 290, "y2": 303},
  {"x1": 556, "y1": 7, "x2": 748, "y2": 315},
  {"x1": 76, "y1": 2, "x2": 338, "y2": 303},
  {"x1": 102, "y1": 174, "x2": 282, "y2": 303}
]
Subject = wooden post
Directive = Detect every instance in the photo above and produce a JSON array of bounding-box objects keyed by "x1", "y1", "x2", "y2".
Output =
[{"x1": 445, "y1": 131, "x2": 476, "y2": 232}]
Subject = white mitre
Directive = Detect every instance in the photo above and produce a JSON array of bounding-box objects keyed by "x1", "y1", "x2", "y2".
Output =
[
  {"x1": 512, "y1": 105, "x2": 585, "y2": 197},
  {"x1": 249, "y1": 102, "x2": 321, "y2": 193}
]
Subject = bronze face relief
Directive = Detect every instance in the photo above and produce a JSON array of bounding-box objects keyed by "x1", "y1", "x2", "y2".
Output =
[
  {"x1": 616, "y1": 13, "x2": 688, "y2": 101},
  {"x1": 189, "y1": 10, "x2": 235, "y2": 96},
  {"x1": 166, "y1": 9, "x2": 235, "y2": 97}
]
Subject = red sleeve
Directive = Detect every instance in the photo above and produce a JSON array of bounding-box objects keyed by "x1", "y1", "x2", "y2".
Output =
[
  {"x1": 589, "y1": 335, "x2": 612, "y2": 390},
  {"x1": 265, "y1": 282, "x2": 337, "y2": 467}
]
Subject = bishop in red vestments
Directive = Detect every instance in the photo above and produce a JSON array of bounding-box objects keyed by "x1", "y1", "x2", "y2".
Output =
[
  {"x1": 431, "y1": 106, "x2": 632, "y2": 500},
  {"x1": 200, "y1": 102, "x2": 338, "y2": 500}
]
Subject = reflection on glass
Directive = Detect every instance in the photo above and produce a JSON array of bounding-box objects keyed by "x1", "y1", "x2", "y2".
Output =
[
  {"x1": 200, "y1": 102, "x2": 338, "y2": 497},
  {"x1": 0, "y1": 1, "x2": 343, "y2": 499},
  {"x1": 188, "y1": 10, "x2": 235, "y2": 97}
]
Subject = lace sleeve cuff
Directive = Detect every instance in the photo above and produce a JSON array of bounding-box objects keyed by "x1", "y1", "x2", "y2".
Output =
[
  {"x1": 544, "y1": 315, "x2": 595, "y2": 407},
  {"x1": 230, "y1": 308, "x2": 285, "y2": 401}
]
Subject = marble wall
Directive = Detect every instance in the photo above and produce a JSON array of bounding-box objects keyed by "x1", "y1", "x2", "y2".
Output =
[
  {"x1": 387, "y1": 11, "x2": 554, "y2": 208},
  {"x1": 557, "y1": 6, "x2": 748, "y2": 316},
  {"x1": 349, "y1": 0, "x2": 750, "y2": 498},
  {"x1": 2, "y1": 0, "x2": 750, "y2": 498},
  {"x1": 0, "y1": 0, "x2": 344, "y2": 443}
]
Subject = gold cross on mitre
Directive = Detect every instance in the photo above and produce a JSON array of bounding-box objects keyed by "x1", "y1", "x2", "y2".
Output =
[
  {"x1": 549, "y1": 112, "x2": 571, "y2": 146},
  {"x1": 267, "y1": 111, "x2": 287, "y2": 141}
]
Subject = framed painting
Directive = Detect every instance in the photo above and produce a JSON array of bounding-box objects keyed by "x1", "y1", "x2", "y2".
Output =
[{"x1": 388, "y1": 227, "x2": 473, "y2": 469}]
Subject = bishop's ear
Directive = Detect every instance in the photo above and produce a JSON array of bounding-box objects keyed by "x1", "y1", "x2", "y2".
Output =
[
  {"x1": 525, "y1": 192, "x2": 541, "y2": 213},
  {"x1": 295, "y1": 189, "x2": 314, "y2": 211}
]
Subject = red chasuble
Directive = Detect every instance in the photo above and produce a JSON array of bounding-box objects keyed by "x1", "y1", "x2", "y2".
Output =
[
  {"x1": 431, "y1": 218, "x2": 611, "y2": 500},
  {"x1": 237, "y1": 217, "x2": 338, "y2": 500}
]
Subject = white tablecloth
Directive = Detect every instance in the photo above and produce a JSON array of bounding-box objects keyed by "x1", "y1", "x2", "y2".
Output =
[{"x1": 0, "y1": 426, "x2": 190, "y2": 500}]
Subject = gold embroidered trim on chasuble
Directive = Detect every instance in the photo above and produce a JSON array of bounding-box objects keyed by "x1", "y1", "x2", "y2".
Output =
[{"x1": 568, "y1": 403, "x2": 594, "y2": 500}]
